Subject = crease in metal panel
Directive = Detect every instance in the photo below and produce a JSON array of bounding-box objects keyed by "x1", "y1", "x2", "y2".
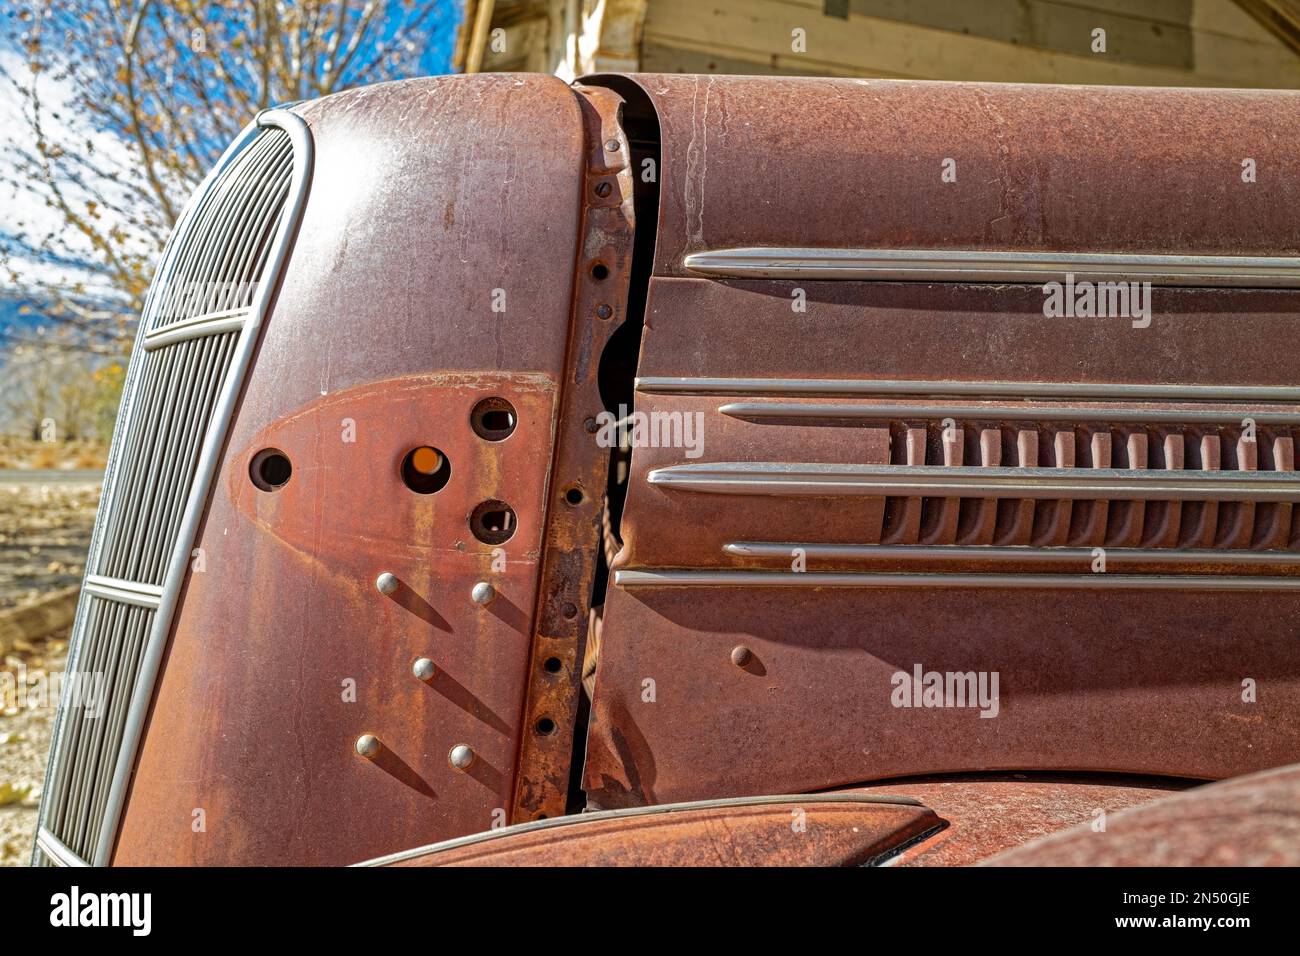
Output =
[
  {"x1": 683, "y1": 247, "x2": 1300, "y2": 287},
  {"x1": 635, "y1": 376, "x2": 1300, "y2": 403},
  {"x1": 614, "y1": 569, "x2": 1300, "y2": 591},
  {"x1": 647, "y1": 462, "x2": 1300, "y2": 502},
  {"x1": 90, "y1": 109, "x2": 312, "y2": 866},
  {"x1": 719, "y1": 402, "x2": 1300, "y2": 427},
  {"x1": 724, "y1": 542, "x2": 1300, "y2": 567}
]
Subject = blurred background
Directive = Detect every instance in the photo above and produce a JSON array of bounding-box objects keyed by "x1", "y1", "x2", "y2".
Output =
[{"x1": 3, "y1": 0, "x2": 1300, "y2": 864}]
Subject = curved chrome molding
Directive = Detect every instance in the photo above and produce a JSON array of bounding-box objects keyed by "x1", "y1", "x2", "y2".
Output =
[
  {"x1": 36, "y1": 827, "x2": 89, "y2": 868},
  {"x1": 636, "y1": 376, "x2": 1300, "y2": 403},
  {"x1": 142, "y1": 307, "x2": 250, "y2": 351},
  {"x1": 615, "y1": 569, "x2": 1300, "y2": 591},
  {"x1": 351, "y1": 792, "x2": 922, "y2": 867},
  {"x1": 634, "y1": 374, "x2": 1300, "y2": 403},
  {"x1": 648, "y1": 462, "x2": 1300, "y2": 502},
  {"x1": 90, "y1": 109, "x2": 313, "y2": 867},
  {"x1": 82, "y1": 575, "x2": 164, "y2": 609},
  {"x1": 725, "y1": 542, "x2": 1300, "y2": 568},
  {"x1": 719, "y1": 401, "x2": 1300, "y2": 427},
  {"x1": 30, "y1": 112, "x2": 271, "y2": 870},
  {"x1": 683, "y1": 247, "x2": 1300, "y2": 287}
]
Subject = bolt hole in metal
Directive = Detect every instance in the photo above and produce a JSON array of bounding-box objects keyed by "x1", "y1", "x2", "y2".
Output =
[
  {"x1": 470, "y1": 499, "x2": 517, "y2": 544},
  {"x1": 543, "y1": 656, "x2": 563, "y2": 674},
  {"x1": 564, "y1": 484, "x2": 584, "y2": 506},
  {"x1": 470, "y1": 397, "x2": 517, "y2": 441},
  {"x1": 250, "y1": 448, "x2": 292, "y2": 491},
  {"x1": 401, "y1": 446, "x2": 451, "y2": 494},
  {"x1": 590, "y1": 261, "x2": 610, "y2": 281},
  {"x1": 535, "y1": 717, "x2": 556, "y2": 736}
]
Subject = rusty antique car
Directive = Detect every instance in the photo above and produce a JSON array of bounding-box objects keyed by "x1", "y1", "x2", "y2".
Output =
[{"x1": 32, "y1": 73, "x2": 1300, "y2": 867}]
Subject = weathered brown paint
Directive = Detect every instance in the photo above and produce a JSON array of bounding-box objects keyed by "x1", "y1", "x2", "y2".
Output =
[
  {"x1": 586, "y1": 583, "x2": 1300, "y2": 808},
  {"x1": 853, "y1": 775, "x2": 1186, "y2": 867},
  {"x1": 986, "y1": 764, "x2": 1300, "y2": 866},
  {"x1": 624, "y1": 76, "x2": 1300, "y2": 275},
  {"x1": 386, "y1": 796, "x2": 937, "y2": 866},
  {"x1": 116, "y1": 374, "x2": 559, "y2": 865},
  {"x1": 584, "y1": 76, "x2": 1300, "y2": 812},
  {"x1": 113, "y1": 74, "x2": 596, "y2": 865},
  {"x1": 98, "y1": 72, "x2": 1300, "y2": 865}
]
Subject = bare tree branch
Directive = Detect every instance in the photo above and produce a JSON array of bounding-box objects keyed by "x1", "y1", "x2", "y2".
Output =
[{"x1": 1, "y1": 0, "x2": 459, "y2": 368}]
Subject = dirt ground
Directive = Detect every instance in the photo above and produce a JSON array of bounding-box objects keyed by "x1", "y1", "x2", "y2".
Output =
[
  {"x1": 0, "y1": 436, "x2": 107, "y2": 473},
  {"x1": 0, "y1": 479, "x2": 100, "y2": 866},
  {"x1": 0, "y1": 482, "x2": 100, "y2": 613}
]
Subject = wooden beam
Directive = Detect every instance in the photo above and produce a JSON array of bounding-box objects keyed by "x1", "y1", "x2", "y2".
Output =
[
  {"x1": 644, "y1": 0, "x2": 1300, "y2": 87},
  {"x1": 1233, "y1": 0, "x2": 1300, "y2": 55},
  {"x1": 464, "y1": 0, "x2": 498, "y2": 73}
]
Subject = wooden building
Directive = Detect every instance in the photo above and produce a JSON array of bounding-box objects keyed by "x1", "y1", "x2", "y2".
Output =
[{"x1": 454, "y1": 0, "x2": 1300, "y2": 87}]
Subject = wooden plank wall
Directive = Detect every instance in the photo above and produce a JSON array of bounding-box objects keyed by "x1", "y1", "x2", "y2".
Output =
[{"x1": 640, "y1": 0, "x2": 1300, "y2": 87}]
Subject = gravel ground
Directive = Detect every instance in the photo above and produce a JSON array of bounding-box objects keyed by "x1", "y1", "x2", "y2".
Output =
[
  {"x1": 0, "y1": 479, "x2": 99, "y2": 866},
  {"x1": 0, "y1": 647, "x2": 64, "y2": 866},
  {"x1": 0, "y1": 481, "x2": 100, "y2": 613}
]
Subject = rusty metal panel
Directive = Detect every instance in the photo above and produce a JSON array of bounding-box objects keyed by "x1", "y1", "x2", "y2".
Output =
[
  {"x1": 509, "y1": 85, "x2": 638, "y2": 824},
  {"x1": 586, "y1": 583, "x2": 1300, "y2": 808},
  {"x1": 96, "y1": 71, "x2": 1300, "y2": 866},
  {"x1": 112, "y1": 74, "x2": 592, "y2": 866},
  {"x1": 985, "y1": 764, "x2": 1300, "y2": 866},
  {"x1": 585, "y1": 165, "x2": 1300, "y2": 808},
  {"x1": 636, "y1": 279, "x2": 1300, "y2": 388},
  {"x1": 376, "y1": 794, "x2": 937, "y2": 867},
  {"x1": 853, "y1": 775, "x2": 1185, "y2": 867},
  {"x1": 621, "y1": 76, "x2": 1300, "y2": 276}
]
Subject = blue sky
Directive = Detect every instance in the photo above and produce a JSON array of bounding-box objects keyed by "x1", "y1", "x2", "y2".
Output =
[{"x1": 1, "y1": 1, "x2": 465, "y2": 348}]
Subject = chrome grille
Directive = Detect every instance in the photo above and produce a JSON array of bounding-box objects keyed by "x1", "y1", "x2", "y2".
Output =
[
  {"x1": 149, "y1": 129, "x2": 293, "y2": 330},
  {"x1": 34, "y1": 112, "x2": 311, "y2": 867},
  {"x1": 95, "y1": 331, "x2": 240, "y2": 584},
  {"x1": 41, "y1": 600, "x2": 154, "y2": 861},
  {"x1": 639, "y1": 377, "x2": 1300, "y2": 554}
]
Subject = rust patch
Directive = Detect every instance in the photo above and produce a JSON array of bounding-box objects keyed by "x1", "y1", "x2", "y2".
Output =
[
  {"x1": 984, "y1": 764, "x2": 1300, "y2": 866},
  {"x1": 509, "y1": 85, "x2": 638, "y2": 822},
  {"x1": 387, "y1": 796, "x2": 937, "y2": 866},
  {"x1": 851, "y1": 774, "x2": 1185, "y2": 866}
]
